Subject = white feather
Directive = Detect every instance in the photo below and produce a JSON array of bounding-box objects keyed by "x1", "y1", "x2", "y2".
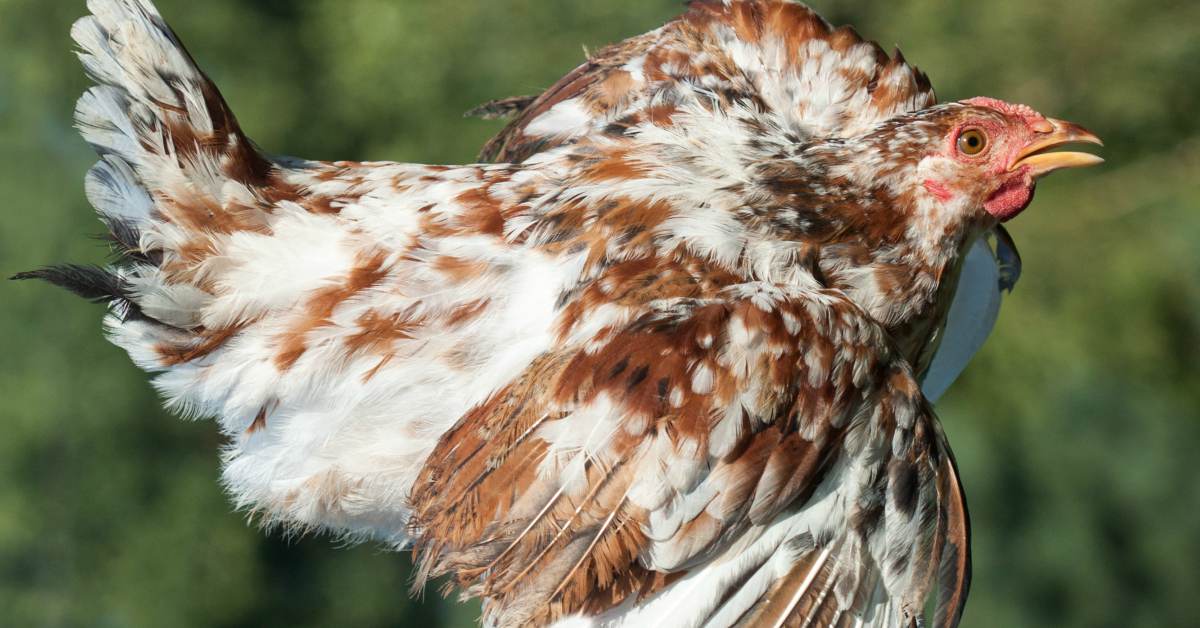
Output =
[{"x1": 921, "y1": 238, "x2": 1003, "y2": 402}]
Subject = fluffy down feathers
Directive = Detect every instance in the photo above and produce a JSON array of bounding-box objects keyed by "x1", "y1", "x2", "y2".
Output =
[{"x1": 22, "y1": 1, "x2": 1106, "y2": 626}]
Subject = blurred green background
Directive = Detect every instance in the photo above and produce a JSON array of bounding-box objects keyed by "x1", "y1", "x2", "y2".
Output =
[{"x1": 1, "y1": 0, "x2": 1197, "y2": 626}]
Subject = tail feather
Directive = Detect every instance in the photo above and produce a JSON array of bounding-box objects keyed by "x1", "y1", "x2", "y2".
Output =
[
  {"x1": 40, "y1": 0, "x2": 294, "y2": 345},
  {"x1": 12, "y1": 264, "x2": 129, "y2": 306},
  {"x1": 10, "y1": 265, "x2": 150, "y2": 325},
  {"x1": 84, "y1": 156, "x2": 154, "y2": 228},
  {"x1": 17, "y1": 0, "x2": 488, "y2": 547},
  {"x1": 7, "y1": 0, "x2": 296, "y2": 379},
  {"x1": 71, "y1": 0, "x2": 278, "y2": 265},
  {"x1": 100, "y1": 214, "x2": 162, "y2": 266}
]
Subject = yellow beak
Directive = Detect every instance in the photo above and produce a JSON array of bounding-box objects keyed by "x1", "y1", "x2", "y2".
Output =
[{"x1": 1010, "y1": 118, "x2": 1104, "y2": 178}]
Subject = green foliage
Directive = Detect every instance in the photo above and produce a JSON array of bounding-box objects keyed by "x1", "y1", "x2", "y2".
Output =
[{"x1": 1, "y1": 1, "x2": 1196, "y2": 626}]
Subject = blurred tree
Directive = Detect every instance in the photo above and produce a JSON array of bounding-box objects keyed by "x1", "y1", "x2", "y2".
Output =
[{"x1": 0, "y1": 1, "x2": 1196, "y2": 627}]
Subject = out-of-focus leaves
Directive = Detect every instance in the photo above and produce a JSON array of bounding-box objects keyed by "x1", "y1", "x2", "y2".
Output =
[{"x1": 0, "y1": 1, "x2": 1196, "y2": 626}]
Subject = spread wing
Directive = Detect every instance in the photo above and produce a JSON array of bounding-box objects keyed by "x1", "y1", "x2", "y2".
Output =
[{"x1": 409, "y1": 284, "x2": 969, "y2": 628}]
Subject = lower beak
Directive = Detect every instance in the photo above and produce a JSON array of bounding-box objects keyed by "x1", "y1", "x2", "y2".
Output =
[{"x1": 1010, "y1": 119, "x2": 1104, "y2": 178}]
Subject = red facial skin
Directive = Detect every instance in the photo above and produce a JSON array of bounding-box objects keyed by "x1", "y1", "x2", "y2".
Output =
[
  {"x1": 922, "y1": 179, "x2": 953, "y2": 202},
  {"x1": 929, "y1": 98, "x2": 1059, "y2": 222}
]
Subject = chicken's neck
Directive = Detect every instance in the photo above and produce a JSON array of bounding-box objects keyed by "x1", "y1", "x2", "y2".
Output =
[
  {"x1": 531, "y1": 133, "x2": 979, "y2": 362},
  {"x1": 749, "y1": 142, "x2": 983, "y2": 354}
]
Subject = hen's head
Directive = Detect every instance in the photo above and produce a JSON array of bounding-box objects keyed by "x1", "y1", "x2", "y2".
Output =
[{"x1": 886, "y1": 97, "x2": 1103, "y2": 225}]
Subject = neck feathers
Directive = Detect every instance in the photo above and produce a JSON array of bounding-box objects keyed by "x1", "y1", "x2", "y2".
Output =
[{"x1": 519, "y1": 112, "x2": 975, "y2": 343}]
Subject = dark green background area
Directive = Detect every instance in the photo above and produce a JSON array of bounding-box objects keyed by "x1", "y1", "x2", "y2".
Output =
[{"x1": 1, "y1": 1, "x2": 1197, "y2": 626}]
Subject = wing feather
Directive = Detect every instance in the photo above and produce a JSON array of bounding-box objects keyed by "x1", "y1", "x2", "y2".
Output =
[
  {"x1": 919, "y1": 236, "x2": 1008, "y2": 402},
  {"x1": 410, "y1": 285, "x2": 970, "y2": 627},
  {"x1": 933, "y1": 446, "x2": 972, "y2": 628}
]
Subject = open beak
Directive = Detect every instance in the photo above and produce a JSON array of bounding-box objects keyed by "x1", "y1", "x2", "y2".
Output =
[{"x1": 1010, "y1": 119, "x2": 1104, "y2": 178}]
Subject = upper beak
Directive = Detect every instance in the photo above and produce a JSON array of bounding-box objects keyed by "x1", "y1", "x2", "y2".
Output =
[{"x1": 1010, "y1": 118, "x2": 1104, "y2": 178}]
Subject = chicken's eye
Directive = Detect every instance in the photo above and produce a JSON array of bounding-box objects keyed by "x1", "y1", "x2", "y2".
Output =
[{"x1": 957, "y1": 129, "x2": 988, "y2": 156}]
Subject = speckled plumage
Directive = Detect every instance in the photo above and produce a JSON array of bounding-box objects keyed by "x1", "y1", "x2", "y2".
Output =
[{"x1": 20, "y1": 1, "x2": 1103, "y2": 627}]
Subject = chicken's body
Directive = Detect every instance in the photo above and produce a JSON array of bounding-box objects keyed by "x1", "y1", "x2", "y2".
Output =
[{"x1": 20, "y1": 1, "x2": 1102, "y2": 626}]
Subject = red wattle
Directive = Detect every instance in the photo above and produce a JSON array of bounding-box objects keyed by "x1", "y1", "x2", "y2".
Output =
[{"x1": 984, "y1": 177, "x2": 1035, "y2": 221}]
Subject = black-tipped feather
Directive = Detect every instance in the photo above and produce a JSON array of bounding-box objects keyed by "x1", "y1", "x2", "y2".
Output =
[
  {"x1": 993, "y1": 225, "x2": 1022, "y2": 294},
  {"x1": 11, "y1": 264, "x2": 148, "y2": 323},
  {"x1": 97, "y1": 218, "x2": 162, "y2": 266},
  {"x1": 12, "y1": 264, "x2": 127, "y2": 303}
]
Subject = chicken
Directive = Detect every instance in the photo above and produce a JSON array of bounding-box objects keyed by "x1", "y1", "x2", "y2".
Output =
[{"x1": 15, "y1": 1, "x2": 1102, "y2": 626}]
